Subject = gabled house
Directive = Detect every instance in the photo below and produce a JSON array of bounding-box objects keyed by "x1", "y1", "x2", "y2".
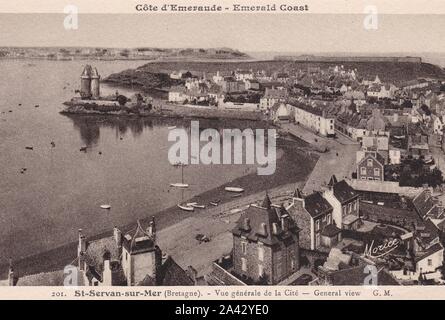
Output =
[
  {"x1": 356, "y1": 151, "x2": 385, "y2": 181},
  {"x1": 412, "y1": 189, "x2": 444, "y2": 221},
  {"x1": 259, "y1": 87, "x2": 287, "y2": 110},
  {"x1": 322, "y1": 175, "x2": 362, "y2": 230},
  {"x1": 231, "y1": 195, "x2": 300, "y2": 284},
  {"x1": 270, "y1": 102, "x2": 292, "y2": 122},
  {"x1": 392, "y1": 219, "x2": 444, "y2": 282}
]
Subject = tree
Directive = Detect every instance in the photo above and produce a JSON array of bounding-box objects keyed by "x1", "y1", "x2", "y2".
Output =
[{"x1": 117, "y1": 95, "x2": 128, "y2": 106}]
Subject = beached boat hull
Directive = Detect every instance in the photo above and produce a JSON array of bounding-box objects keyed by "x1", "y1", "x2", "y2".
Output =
[{"x1": 177, "y1": 204, "x2": 194, "y2": 212}]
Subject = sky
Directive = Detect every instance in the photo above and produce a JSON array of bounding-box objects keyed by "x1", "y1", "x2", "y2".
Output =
[{"x1": 0, "y1": 13, "x2": 444, "y2": 53}]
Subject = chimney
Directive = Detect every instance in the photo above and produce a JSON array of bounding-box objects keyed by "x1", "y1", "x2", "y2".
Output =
[
  {"x1": 78, "y1": 229, "x2": 86, "y2": 254},
  {"x1": 8, "y1": 258, "x2": 16, "y2": 287},
  {"x1": 147, "y1": 216, "x2": 156, "y2": 243},
  {"x1": 78, "y1": 229, "x2": 86, "y2": 271},
  {"x1": 186, "y1": 266, "x2": 199, "y2": 285},
  {"x1": 113, "y1": 226, "x2": 122, "y2": 248},
  {"x1": 292, "y1": 189, "x2": 305, "y2": 209},
  {"x1": 242, "y1": 218, "x2": 251, "y2": 231}
]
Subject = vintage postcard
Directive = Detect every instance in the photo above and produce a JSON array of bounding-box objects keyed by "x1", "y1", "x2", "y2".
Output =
[{"x1": 0, "y1": 0, "x2": 445, "y2": 301}]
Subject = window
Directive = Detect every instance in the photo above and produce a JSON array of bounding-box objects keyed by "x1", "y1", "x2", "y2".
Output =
[
  {"x1": 291, "y1": 259, "x2": 296, "y2": 271},
  {"x1": 241, "y1": 242, "x2": 247, "y2": 255},
  {"x1": 258, "y1": 264, "x2": 264, "y2": 277},
  {"x1": 241, "y1": 258, "x2": 247, "y2": 272},
  {"x1": 374, "y1": 168, "x2": 380, "y2": 176},
  {"x1": 258, "y1": 246, "x2": 264, "y2": 262},
  {"x1": 367, "y1": 159, "x2": 373, "y2": 167},
  {"x1": 428, "y1": 259, "x2": 433, "y2": 267},
  {"x1": 349, "y1": 203, "x2": 352, "y2": 213},
  {"x1": 360, "y1": 167, "x2": 366, "y2": 175},
  {"x1": 315, "y1": 233, "x2": 321, "y2": 248},
  {"x1": 322, "y1": 215, "x2": 326, "y2": 222},
  {"x1": 354, "y1": 201, "x2": 357, "y2": 210},
  {"x1": 315, "y1": 219, "x2": 320, "y2": 231},
  {"x1": 327, "y1": 214, "x2": 332, "y2": 224}
]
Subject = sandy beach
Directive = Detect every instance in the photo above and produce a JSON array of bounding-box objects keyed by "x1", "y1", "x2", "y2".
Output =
[{"x1": 0, "y1": 136, "x2": 317, "y2": 279}]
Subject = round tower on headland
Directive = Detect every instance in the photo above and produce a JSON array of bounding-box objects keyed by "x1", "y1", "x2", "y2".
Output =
[
  {"x1": 80, "y1": 65, "x2": 93, "y2": 99},
  {"x1": 90, "y1": 67, "x2": 101, "y2": 100}
]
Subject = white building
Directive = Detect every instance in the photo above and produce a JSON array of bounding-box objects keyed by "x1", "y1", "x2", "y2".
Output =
[
  {"x1": 391, "y1": 243, "x2": 444, "y2": 282},
  {"x1": 259, "y1": 88, "x2": 287, "y2": 110},
  {"x1": 234, "y1": 70, "x2": 254, "y2": 81},
  {"x1": 168, "y1": 87, "x2": 186, "y2": 103},
  {"x1": 212, "y1": 71, "x2": 224, "y2": 84},
  {"x1": 389, "y1": 149, "x2": 401, "y2": 165},
  {"x1": 291, "y1": 103, "x2": 335, "y2": 137}
]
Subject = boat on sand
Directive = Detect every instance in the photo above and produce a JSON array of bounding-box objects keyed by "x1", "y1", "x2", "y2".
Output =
[
  {"x1": 177, "y1": 204, "x2": 194, "y2": 212},
  {"x1": 225, "y1": 187, "x2": 244, "y2": 193}
]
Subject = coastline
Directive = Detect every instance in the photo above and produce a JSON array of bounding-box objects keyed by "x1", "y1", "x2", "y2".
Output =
[
  {"x1": 61, "y1": 100, "x2": 267, "y2": 122},
  {"x1": 0, "y1": 137, "x2": 318, "y2": 279}
]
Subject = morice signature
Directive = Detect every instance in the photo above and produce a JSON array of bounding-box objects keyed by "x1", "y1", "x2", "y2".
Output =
[{"x1": 364, "y1": 238, "x2": 401, "y2": 258}]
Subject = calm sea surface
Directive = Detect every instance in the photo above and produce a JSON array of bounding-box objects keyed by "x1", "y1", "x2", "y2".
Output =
[{"x1": 0, "y1": 60, "x2": 260, "y2": 260}]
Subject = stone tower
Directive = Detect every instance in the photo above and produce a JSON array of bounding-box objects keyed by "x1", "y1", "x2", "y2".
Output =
[
  {"x1": 80, "y1": 65, "x2": 93, "y2": 99},
  {"x1": 90, "y1": 67, "x2": 101, "y2": 99}
]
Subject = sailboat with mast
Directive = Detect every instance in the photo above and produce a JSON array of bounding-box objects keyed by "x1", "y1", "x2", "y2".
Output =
[{"x1": 170, "y1": 162, "x2": 189, "y2": 188}]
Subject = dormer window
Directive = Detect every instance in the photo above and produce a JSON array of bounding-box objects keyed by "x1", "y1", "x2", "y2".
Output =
[
  {"x1": 241, "y1": 241, "x2": 247, "y2": 255},
  {"x1": 258, "y1": 246, "x2": 264, "y2": 261},
  {"x1": 367, "y1": 159, "x2": 373, "y2": 167}
]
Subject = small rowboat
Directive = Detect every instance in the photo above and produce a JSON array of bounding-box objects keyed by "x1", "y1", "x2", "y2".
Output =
[
  {"x1": 100, "y1": 204, "x2": 111, "y2": 210},
  {"x1": 168, "y1": 126, "x2": 177, "y2": 130},
  {"x1": 177, "y1": 204, "x2": 194, "y2": 212},
  {"x1": 225, "y1": 187, "x2": 244, "y2": 193},
  {"x1": 209, "y1": 199, "x2": 221, "y2": 206},
  {"x1": 170, "y1": 183, "x2": 189, "y2": 188},
  {"x1": 189, "y1": 203, "x2": 205, "y2": 209}
]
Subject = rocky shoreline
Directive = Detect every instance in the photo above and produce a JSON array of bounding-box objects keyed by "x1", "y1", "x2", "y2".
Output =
[{"x1": 61, "y1": 100, "x2": 267, "y2": 122}]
